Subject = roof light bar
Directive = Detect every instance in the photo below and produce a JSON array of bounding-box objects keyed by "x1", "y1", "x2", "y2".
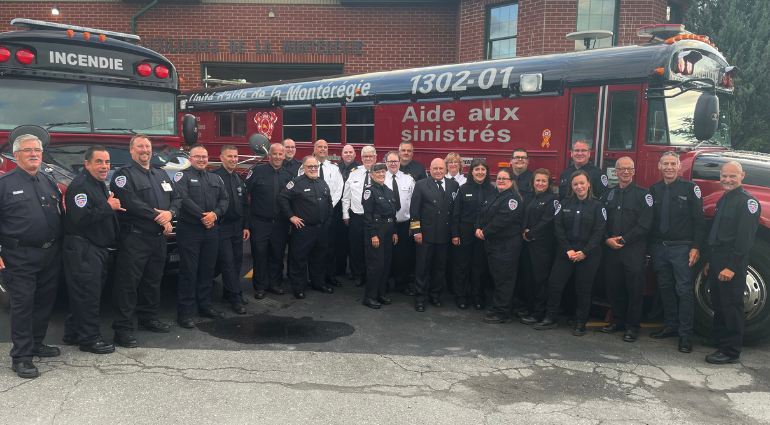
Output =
[{"x1": 9, "y1": 18, "x2": 140, "y2": 43}]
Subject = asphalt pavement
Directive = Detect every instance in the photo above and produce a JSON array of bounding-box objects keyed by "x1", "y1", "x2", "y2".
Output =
[{"x1": 0, "y1": 246, "x2": 769, "y2": 424}]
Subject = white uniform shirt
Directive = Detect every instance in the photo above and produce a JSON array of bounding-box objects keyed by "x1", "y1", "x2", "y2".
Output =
[
  {"x1": 385, "y1": 170, "x2": 416, "y2": 223},
  {"x1": 299, "y1": 159, "x2": 344, "y2": 207},
  {"x1": 342, "y1": 166, "x2": 372, "y2": 218},
  {"x1": 445, "y1": 173, "x2": 467, "y2": 186}
]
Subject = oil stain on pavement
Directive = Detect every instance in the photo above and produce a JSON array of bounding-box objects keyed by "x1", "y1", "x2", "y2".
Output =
[{"x1": 197, "y1": 314, "x2": 355, "y2": 344}]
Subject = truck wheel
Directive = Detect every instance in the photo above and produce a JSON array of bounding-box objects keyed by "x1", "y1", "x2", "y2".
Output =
[{"x1": 694, "y1": 239, "x2": 770, "y2": 345}]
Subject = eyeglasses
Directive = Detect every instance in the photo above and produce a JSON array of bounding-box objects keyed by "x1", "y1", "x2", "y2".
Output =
[
  {"x1": 192, "y1": 155, "x2": 208, "y2": 160},
  {"x1": 512, "y1": 156, "x2": 528, "y2": 161},
  {"x1": 371, "y1": 170, "x2": 386, "y2": 174},
  {"x1": 304, "y1": 165, "x2": 319, "y2": 169},
  {"x1": 18, "y1": 148, "x2": 43, "y2": 154},
  {"x1": 448, "y1": 161, "x2": 461, "y2": 165},
  {"x1": 284, "y1": 146, "x2": 296, "y2": 149},
  {"x1": 572, "y1": 149, "x2": 590, "y2": 154},
  {"x1": 616, "y1": 167, "x2": 635, "y2": 173},
  {"x1": 386, "y1": 160, "x2": 399, "y2": 164},
  {"x1": 496, "y1": 177, "x2": 511, "y2": 181},
  {"x1": 362, "y1": 155, "x2": 376, "y2": 159}
]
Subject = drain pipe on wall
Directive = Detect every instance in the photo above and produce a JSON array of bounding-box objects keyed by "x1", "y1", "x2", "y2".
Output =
[{"x1": 131, "y1": 0, "x2": 159, "y2": 36}]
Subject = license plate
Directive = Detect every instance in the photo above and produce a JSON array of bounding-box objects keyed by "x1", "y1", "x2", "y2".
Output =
[{"x1": 167, "y1": 253, "x2": 180, "y2": 263}]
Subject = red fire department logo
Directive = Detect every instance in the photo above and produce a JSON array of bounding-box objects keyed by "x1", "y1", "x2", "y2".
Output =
[{"x1": 255, "y1": 112, "x2": 278, "y2": 140}]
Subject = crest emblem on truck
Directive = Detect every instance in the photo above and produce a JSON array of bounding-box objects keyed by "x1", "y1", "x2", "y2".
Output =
[{"x1": 255, "y1": 112, "x2": 278, "y2": 140}]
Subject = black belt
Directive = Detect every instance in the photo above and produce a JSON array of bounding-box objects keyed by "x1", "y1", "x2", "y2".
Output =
[
  {"x1": 571, "y1": 241, "x2": 587, "y2": 249},
  {"x1": 379, "y1": 218, "x2": 395, "y2": 223},
  {"x1": 121, "y1": 224, "x2": 163, "y2": 237},
  {"x1": 67, "y1": 234, "x2": 112, "y2": 249},
  {"x1": 0, "y1": 234, "x2": 56, "y2": 249},
  {"x1": 221, "y1": 218, "x2": 241, "y2": 224},
  {"x1": 19, "y1": 239, "x2": 56, "y2": 249},
  {"x1": 252, "y1": 216, "x2": 284, "y2": 223},
  {"x1": 654, "y1": 240, "x2": 693, "y2": 246}
]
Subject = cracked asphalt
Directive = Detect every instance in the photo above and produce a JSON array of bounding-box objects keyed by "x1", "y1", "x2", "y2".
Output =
[{"x1": 1, "y1": 253, "x2": 769, "y2": 424}]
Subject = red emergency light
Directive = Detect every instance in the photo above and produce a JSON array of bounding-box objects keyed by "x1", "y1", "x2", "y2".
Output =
[
  {"x1": 15, "y1": 49, "x2": 34, "y2": 64},
  {"x1": 0, "y1": 46, "x2": 10, "y2": 62},
  {"x1": 137, "y1": 62, "x2": 152, "y2": 77},
  {"x1": 154, "y1": 65, "x2": 169, "y2": 79}
]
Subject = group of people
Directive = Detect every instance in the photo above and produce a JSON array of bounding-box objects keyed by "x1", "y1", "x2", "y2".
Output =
[{"x1": 0, "y1": 133, "x2": 759, "y2": 380}]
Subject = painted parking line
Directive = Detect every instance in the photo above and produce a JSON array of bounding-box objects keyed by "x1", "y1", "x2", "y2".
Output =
[
  {"x1": 586, "y1": 322, "x2": 664, "y2": 328},
  {"x1": 245, "y1": 269, "x2": 253, "y2": 278}
]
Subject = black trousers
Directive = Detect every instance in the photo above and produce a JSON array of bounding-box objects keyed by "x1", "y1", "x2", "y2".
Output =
[
  {"x1": 325, "y1": 213, "x2": 337, "y2": 279},
  {"x1": 333, "y1": 203, "x2": 350, "y2": 275},
  {"x1": 414, "y1": 241, "x2": 447, "y2": 303},
  {"x1": 1, "y1": 241, "x2": 60, "y2": 363},
  {"x1": 452, "y1": 222, "x2": 487, "y2": 302},
  {"x1": 250, "y1": 217, "x2": 288, "y2": 290},
  {"x1": 112, "y1": 231, "x2": 166, "y2": 335},
  {"x1": 364, "y1": 222, "x2": 394, "y2": 300},
  {"x1": 545, "y1": 248, "x2": 602, "y2": 323},
  {"x1": 605, "y1": 240, "x2": 647, "y2": 332},
  {"x1": 290, "y1": 223, "x2": 329, "y2": 291},
  {"x1": 486, "y1": 237, "x2": 523, "y2": 318},
  {"x1": 392, "y1": 221, "x2": 413, "y2": 289},
  {"x1": 348, "y1": 213, "x2": 366, "y2": 279},
  {"x1": 523, "y1": 239, "x2": 554, "y2": 319},
  {"x1": 63, "y1": 235, "x2": 109, "y2": 346},
  {"x1": 709, "y1": 252, "x2": 746, "y2": 358},
  {"x1": 176, "y1": 221, "x2": 219, "y2": 316},
  {"x1": 217, "y1": 220, "x2": 244, "y2": 303}
]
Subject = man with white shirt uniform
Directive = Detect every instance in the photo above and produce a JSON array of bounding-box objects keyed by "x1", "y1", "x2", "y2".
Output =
[
  {"x1": 384, "y1": 151, "x2": 416, "y2": 294},
  {"x1": 445, "y1": 153, "x2": 467, "y2": 186},
  {"x1": 301, "y1": 140, "x2": 345, "y2": 287},
  {"x1": 342, "y1": 146, "x2": 377, "y2": 287}
]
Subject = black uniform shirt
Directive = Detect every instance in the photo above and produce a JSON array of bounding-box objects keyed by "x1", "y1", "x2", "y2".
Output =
[
  {"x1": 523, "y1": 191, "x2": 558, "y2": 242},
  {"x1": 212, "y1": 166, "x2": 248, "y2": 226},
  {"x1": 175, "y1": 167, "x2": 229, "y2": 224},
  {"x1": 111, "y1": 160, "x2": 181, "y2": 234},
  {"x1": 451, "y1": 181, "x2": 497, "y2": 238},
  {"x1": 64, "y1": 169, "x2": 119, "y2": 247},
  {"x1": 513, "y1": 169, "x2": 534, "y2": 204},
  {"x1": 362, "y1": 181, "x2": 396, "y2": 239},
  {"x1": 338, "y1": 160, "x2": 362, "y2": 182},
  {"x1": 476, "y1": 188, "x2": 524, "y2": 241},
  {"x1": 558, "y1": 163, "x2": 608, "y2": 200},
  {"x1": 400, "y1": 160, "x2": 427, "y2": 181},
  {"x1": 0, "y1": 167, "x2": 62, "y2": 244},
  {"x1": 277, "y1": 174, "x2": 333, "y2": 226},
  {"x1": 649, "y1": 177, "x2": 706, "y2": 249},
  {"x1": 709, "y1": 186, "x2": 760, "y2": 274},
  {"x1": 283, "y1": 158, "x2": 302, "y2": 176},
  {"x1": 600, "y1": 182, "x2": 653, "y2": 243},
  {"x1": 246, "y1": 163, "x2": 294, "y2": 221},
  {"x1": 554, "y1": 196, "x2": 606, "y2": 254}
]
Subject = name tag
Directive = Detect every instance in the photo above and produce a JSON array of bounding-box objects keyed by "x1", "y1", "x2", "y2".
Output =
[
  {"x1": 466, "y1": 193, "x2": 473, "y2": 197},
  {"x1": 304, "y1": 189, "x2": 311, "y2": 192},
  {"x1": 12, "y1": 190, "x2": 23, "y2": 195},
  {"x1": 191, "y1": 179, "x2": 198, "y2": 183},
  {"x1": 161, "y1": 182, "x2": 172, "y2": 192}
]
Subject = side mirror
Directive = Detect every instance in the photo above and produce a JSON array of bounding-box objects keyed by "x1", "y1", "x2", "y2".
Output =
[
  {"x1": 182, "y1": 114, "x2": 199, "y2": 146},
  {"x1": 8, "y1": 125, "x2": 50, "y2": 150},
  {"x1": 693, "y1": 92, "x2": 719, "y2": 141},
  {"x1": 248, "y1": 133, "x2": 270, "y2": 156}
]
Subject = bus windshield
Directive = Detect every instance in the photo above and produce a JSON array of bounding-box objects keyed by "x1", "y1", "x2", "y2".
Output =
[
  {"x1": 665, "y1": 89, "x2": 731, "y2": 146},
  {"x1": 0, "y1": 79, "x2": 175, "y2": 135}
]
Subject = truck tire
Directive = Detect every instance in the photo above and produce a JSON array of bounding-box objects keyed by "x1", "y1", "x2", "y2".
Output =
[{"x1": 694, "y1": 239, "x2": 770, "y2": 345}]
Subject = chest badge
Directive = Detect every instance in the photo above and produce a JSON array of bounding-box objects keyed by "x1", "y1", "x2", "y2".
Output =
[
  {"x1": 286, "y1": 181, "x2": 294, "y2": 189},
  {"x1": 174, "y1": 172, "x2": 184, "y2": 182},
  {"x1": 363, "y1": 189, "x2": 371, "y2": 200},
  {"x1": 452, "y1": 191, "x2": 457, "y2": 201},
  {"x1": 601, "y1": 175, "x2": 609, "y2": 186},
  {"x1": 75, "y1": 193, "x2": 87, "y2": 208},
  {"x1": 748, "y1": 199, "x2": 759, "y2": 214},
  {"x1": 645, "y1": 194, "x2": 653, "y2": 207},
  {"x1": 115, "y1": 176, "x2": 127, "y2": 188},
  {"x1": 602, "y1": 207, "x2": 607, "y2": 220},
  {"x1": 554, "y1": 200, "x2": 561, "y2": 215},
  {"x1": 246, "y1": 169, "x2": 253, "y2": 180},
  {"x1": 509, "y1": 199, "x2": 518, "y2": 210},
  {"x1": 694, "y1": 185, "x2": 702, "y2": 199}
]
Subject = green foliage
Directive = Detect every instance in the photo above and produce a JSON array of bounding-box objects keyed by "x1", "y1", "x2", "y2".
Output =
[{"x1": 685, "y1": 0, "x2": 770, "y2": 152}]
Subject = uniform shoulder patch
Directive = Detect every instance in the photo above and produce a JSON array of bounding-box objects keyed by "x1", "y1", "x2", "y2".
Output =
[
  {"x1": 602, "y1": 207, "x2": 607, "y2": 220},
  {"x1": 115, "y1": 175, "x2": 127, "y2": 188},
  {"x1": 601, "y1": 175, "x2": 609, "y2": 187},
  {"x1": 508, "y1": 199, "x2": 518, "y2": 210},
  {"x1": 363, "y1": 189, "x2": 371, "y2": 200},
  {"x1": 286, "y1": 181, "x2": 295, "y2": 190},
  {"x1": 645, "y1": 194, "x2": 653, "y2": 207},
  {"x1": 694, "y1": 185, "x2": 702, "y2": 199},
  {"x1": 748, "y1": 199, "x2": 759, "y2": 214},
  {"x1": 74, "y1": 193, "x2": 87, "y2": 208},
  {"x1": 174, "y1": 171, "x2": 184, "y2": 182},
  {"x1": 246, "y1": 169, "x2": 253, "y2": 180},
  {"x1": 554, "y1": 200, "x2": 561, "y2": 215}
]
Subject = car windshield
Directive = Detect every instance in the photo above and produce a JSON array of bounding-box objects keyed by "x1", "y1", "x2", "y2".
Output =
[
  {"x1": 0, "y1": 79, "x2": 175, "y2": 135},
  {"x1": 665, "y1": 90, "x2": 731, "y2": 146}
]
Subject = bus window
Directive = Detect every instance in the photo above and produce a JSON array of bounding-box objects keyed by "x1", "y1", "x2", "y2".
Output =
[
  {"x1": 92, "y1": 86, "x2": 175, "y2": 135},
  {"x1": 346, "y1": 106, "x2": 375, "y2": 144},
  {"x1": 570, "y1": 93, "x2": 598, "y2": 148},
  {"x1": 233, "y1": 113, "x2": 247, "y2": 137},
  {"x1": 606, "y1": 91, "x2": 638, "y2": 151},
  {"x1": 646, "y1": 98, "x2": 668, "y2": 145},
  {"x1": 283, "y1": 108, "x2": 312, "y2": 143},
  {"x1": 316, "y1": 107, "x2": 342, "y2": 144},
  {"x1": 219, "y1": 113, "x2": 232, "y2": 137},
  {"x1": 0, "y1": 79, "x2": 90, "y2": 132}
]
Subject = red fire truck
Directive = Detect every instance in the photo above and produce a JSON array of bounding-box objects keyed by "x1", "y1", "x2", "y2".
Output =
[{"x1": 179, "y1": 25, "x2": 768, "y2": 343}]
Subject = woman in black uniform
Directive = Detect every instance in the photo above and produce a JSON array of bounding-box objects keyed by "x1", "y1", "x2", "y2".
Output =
[
  {"x1": 533, "y1": 170, "x2": 606, "y2": 335},
  {"x1": 477, "y1": 168, "x2": 525, "y2": 324},
  {"x1": 451, "y1": 159, "x2": 498, "y2": 310},
  {"x1": 520, "y1": 168, "x2": 558, "y2": 325},
  {"x1": 361, "y1": 162, "x2": 398, "y2": 309}
]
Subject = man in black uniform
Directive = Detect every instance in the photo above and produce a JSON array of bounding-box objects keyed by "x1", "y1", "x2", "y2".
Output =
[
  {"x1": 174, "y1": 144, "x2": 230, "y2": 329},
  {"x1": 0, "y1": 134, "x2": 63, "y2": 378},
  {"x1": 62, "y1": 146, "x2": 121, "y2": 355},
  {"x1": 399, "y1": 141, "x2": 427, "y2": 181},
  {"x1": 558, "y1": 140, "x2": 608, "y2": 200},
  {"x1": 336, "y1": 144, "x2": 361, "y2": 277},
  {"x1": 111, "y1": 134, "x2": 180, "y2": 348},
  {"x1": 703, "y1": 161, "x2": 759, "y2": 364},
  {"x1": 212, "y1": 145, "x2": 249, "y2": 314},
  {"x1": 278, "y1": 156, "x2": 335, "y2": 299},
  {"x1": 511, "y1": 149, "x2": 534, "y2": 204},
  {"x1": 282, "y1": 138, "x2": 302, "y2": 176},
  {"x1": 648, "y1": 151, "x2": 706, "y2": 353},
  {"x1": 410, "y1": 158, "x2": 459, "y2": 311},
  {"x1": 247, "y1": 143, "x2": 293, "y2": 299},
  {"x1": 600, "y1": 157, "x2": 653, "y2": 342}
]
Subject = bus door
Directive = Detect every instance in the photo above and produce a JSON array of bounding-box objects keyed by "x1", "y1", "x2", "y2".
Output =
[
  {"x1": 597, "y1": 84, "x2": 643, "y2": 187},
  {"x1": 567, "y1": 87, "x2": 603, "y2": 170}
]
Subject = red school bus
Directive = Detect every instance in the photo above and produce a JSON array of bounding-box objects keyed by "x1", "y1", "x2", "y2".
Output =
[{"x1": 180, "y1": 25, "x2": 769, "y2": 343}]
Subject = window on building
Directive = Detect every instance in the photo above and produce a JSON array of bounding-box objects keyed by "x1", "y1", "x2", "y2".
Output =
[
  {"x1": 575, "y1": 0, "x2": 618, "y2": 50},
  {"x1": 217, "y1": 112, "x2": 247, "y2": 138},
  {"x1": 283, "y1": 108, "x2": 312, "y2": 143},
  {"x1": 485, "y1": 2, "x2": 518, "y2": 60},
  {"x1": 667, "y1": 2, "x2": 683, "y2": 24},
  {"x1": 346, "y1": 106, "x2": 375, "y2": 144}
]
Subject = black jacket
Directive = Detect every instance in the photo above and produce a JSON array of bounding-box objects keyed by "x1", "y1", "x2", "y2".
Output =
[
  {"x1": 0, "y1": 167, "x2": 63, "y2": 244},
  {"x1": 559, "y1": 163, "x2": 608, "y2": 200},
  {"x1": 175, "y1": 167, "x2": 229, "y2": 225},
  {"x1": 708, "y1": 186, "x2": 760, "y2": 275},
  {"x1": 523, "y1": 191, "x2": 558, "y2": 243},
  {"x1": 451, "y1": 181, "x2": 497, "y2": 239},
  {"x1": 246, "y1": 163, "x2": 294, "y2": 221},
  {"x1": 111, "y1": 160, "x2": 181, "y2": 234},
  {"x1": 599, "y1": 182, "x2": 653, "y2": 244},
  {"x1": 554, "y1": 196, "x2": 606, "y2": 255},
  {"x1": 410, "y1": 177, "x2": 460, "y2": 243},
  {"x1": 476, "y1": 188, "x2": 524, "y2": 241},
  {"x1": 277, "y1": 174, "x2": 333, "y2": 226},
  {"x1": 212, "y1": 166, "x2": 248, "y2": 227},
  {"x1": 65, "y1": 170, "x2": 119, "y2": 247},
  {"x1": 649, "y1": 177, "x2": 706, "y2": 249},
  {"x1": 362, "y1": 182, "x2": 397, "y2": 239}
]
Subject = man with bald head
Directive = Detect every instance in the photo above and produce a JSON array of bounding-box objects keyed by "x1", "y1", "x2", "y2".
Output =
[
  {"x1": 703, "y1": 161, "x2": 759, "y2": 364},
  {"x1": 409, "y1": 158, "x2": 460, "y2": 312}
]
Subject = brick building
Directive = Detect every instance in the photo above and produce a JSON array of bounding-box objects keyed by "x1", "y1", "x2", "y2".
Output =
[{"x1": 0, "y1": 0, "x2": 688, "y2": 90}]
